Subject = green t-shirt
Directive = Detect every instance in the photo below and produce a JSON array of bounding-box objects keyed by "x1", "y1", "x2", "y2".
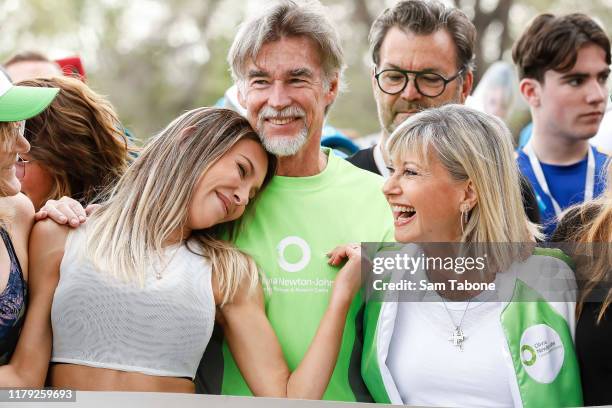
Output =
[{"x1": 196, "y1": 149, "x2": 394, "y2": 401}]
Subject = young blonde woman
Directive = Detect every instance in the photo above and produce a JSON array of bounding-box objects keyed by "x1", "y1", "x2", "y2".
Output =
[
  {"x1": 0, "y1": 69, "x2": 58, "y2": 365},
  {"x1": 552, "y1": 160, "x2": 612, "y2": 406},
  {"x1": 0, "y1": 107, "x2": 361, "y2": 398},
  {"x1": 16, "y1": 76, "x2": 131, "y2": 210},
  {"x1": 331, "y1": 105, "x2": 582, "y2": 407}
]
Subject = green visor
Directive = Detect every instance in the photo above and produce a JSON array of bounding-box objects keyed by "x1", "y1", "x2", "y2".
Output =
[{"x1": 0, "y1": 71, "x2": 60, "y2": 122}]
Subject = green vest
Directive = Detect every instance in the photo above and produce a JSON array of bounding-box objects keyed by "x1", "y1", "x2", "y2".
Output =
[{"x1": 362, "y1": 248, "x2": 583, "y2": 407}]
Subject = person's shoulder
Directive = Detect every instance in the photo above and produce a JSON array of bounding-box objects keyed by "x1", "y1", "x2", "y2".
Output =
[
  {"x1": 27, "y1": 219, "x2": 71, "y2": 282},
  {"x1": 336, "y1": 153, "x2": 384, "y2": 184},
  {"x1": 530, "y1": 247, "x2": 574, "y2": 270},
  {"x1": 346, "y1": 146, "x2": 374, "y2": 164},
  {"x1": 517, "y1": 248, "x2": 577, "y2": 302},
  {"x1": 2, "y1": 193, "x2": 34, "y2": 220},
  {"x1": 30, "y1": 219, "x2": 71, "y2": 256},
  {"x1": 0, "y1": 193, "x2": 34, "y2": 237},
  {"x1": 514, "y1": 247, "x2": 575, "y2": 288}
]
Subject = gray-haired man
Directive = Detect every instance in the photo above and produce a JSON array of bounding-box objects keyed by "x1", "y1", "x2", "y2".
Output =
[
  {"x1": 35, "y1": 0, "x2": 392, "y2": 401},
  {"x1": 196, "y1": 0, "x2": 393, "y2": 402}
]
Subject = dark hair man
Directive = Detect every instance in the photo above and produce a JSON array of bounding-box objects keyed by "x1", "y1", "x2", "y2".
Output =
[
  {"x1": 347, "y1": 0, "x2": 541, "y2": 224},
  {"x1": 513, "y1": 13, "x2": 611, "y2": 236}
]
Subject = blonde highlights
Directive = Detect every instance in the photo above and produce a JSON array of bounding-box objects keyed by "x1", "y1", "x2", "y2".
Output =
[
  {"x1": 564, "y1": 160, "x2": 612, "y2": 323},
  {"x1": 86, "y1": 107, "x2": 273, "y2": 305},
  {"x1": 387, "y1": 105, "x2": 539, "y2": 269}
]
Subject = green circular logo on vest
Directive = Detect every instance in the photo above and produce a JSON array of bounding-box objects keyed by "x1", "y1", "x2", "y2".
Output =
[
  {"x1": 521, "y1": 344, "x2": 537, "y2": 366},
  {"x1": 519, "y1": 324, "x2": 565, "y2": 383}
]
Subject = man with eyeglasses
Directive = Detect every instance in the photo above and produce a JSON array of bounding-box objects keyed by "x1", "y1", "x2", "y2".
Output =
[
  {"x1": 347, "y1": 0, "x2": 473, "y2": 177},
  {"x1": 348, "y1": 0, "x2": 540, "y2": 223}
]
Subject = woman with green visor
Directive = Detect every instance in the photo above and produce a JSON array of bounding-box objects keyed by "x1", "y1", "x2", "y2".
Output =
[{"x1": 0, "y1": 68, "x2": 58, "y2": 365}]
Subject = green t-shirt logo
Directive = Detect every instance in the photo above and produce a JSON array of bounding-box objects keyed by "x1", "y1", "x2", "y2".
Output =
[{"x1": 277, "y1": 236, "x2": 311, "y2": 273}]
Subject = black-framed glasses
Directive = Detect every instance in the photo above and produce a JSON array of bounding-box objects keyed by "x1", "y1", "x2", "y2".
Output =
[
  {"x1": 16, "y1": 155, "x2": 28, "y2": 180},
  {"x1": 374, "y1": 68, "x2": 465, "y2": 97}
]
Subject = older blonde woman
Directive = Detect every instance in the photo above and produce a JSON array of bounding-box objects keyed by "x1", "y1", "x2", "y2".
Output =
[{"x1": 332, "y1": 105, "x2": 582, "y2": 407}]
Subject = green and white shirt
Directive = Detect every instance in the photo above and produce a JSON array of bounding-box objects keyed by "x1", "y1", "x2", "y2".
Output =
[{"x1": 196, "y1": 148, "x2": 394, "y2": 402}]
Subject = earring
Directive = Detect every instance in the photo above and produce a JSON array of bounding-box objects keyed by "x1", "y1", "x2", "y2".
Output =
[{"x1": 460, "y1": 203, "x2": 470, "y2": 234}]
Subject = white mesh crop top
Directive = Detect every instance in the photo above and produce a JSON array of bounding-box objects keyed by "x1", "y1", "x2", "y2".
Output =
[{"x1": 51, "y1": 226, "x2": 215, "y2": 379}]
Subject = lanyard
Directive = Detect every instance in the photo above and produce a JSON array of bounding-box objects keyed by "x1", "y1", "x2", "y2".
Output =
[{"x1": 524, "y1": 141, "x2": 595, "y2": 217}]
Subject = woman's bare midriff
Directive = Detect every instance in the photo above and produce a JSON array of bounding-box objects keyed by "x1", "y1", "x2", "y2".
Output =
[{"x1": 48, "y1": 363, "x2": 195, "y2": 393}]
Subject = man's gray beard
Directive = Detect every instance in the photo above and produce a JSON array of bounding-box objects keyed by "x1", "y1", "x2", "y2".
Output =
[{"x1": 260, "y1": 126, "x2": 309, "y2": 157}]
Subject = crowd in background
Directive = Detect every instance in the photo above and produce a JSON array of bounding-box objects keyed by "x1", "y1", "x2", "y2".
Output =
[{"x1": 0, "y1": 0, "x2": 611, "y2": 407}]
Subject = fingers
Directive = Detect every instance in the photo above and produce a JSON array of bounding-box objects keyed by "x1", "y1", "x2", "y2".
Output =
[
  {"x1": 37, "y1": 197, "x2": 86, "y2": 227},
  {"x1": 326, "y1": 246, "x2": 347, "y2": 266},
  {"x1": 34, "y1": 208, "x2": 49, "y2": 221},
  {"x1": 85, "y1": 204, "x2": 101, "y2": 217},
  {"x1": 62, "y1": 196, "x2": 87, "y2": 221},
  {"x1": 326, "y1": 244, "x2": 361, "y2": 266}
]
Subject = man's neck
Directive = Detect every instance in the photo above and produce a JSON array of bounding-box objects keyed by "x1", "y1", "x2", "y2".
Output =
[
  {"x1": 530, "y1": 123, "x2": 590, "y2": 165},
  {"x1": 276, "y1": 142, "x2": 328, "y2": 177},
  {"x1": 379, "y1": 130, "x2": 391, "y2": 166}
]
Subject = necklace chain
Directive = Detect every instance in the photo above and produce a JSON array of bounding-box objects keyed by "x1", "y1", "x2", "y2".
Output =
[
  {"x1": 154, "y1": 245, "x2": 181, "y2": 280},
  {"x1": 441, "y1": 298, "x2": 471, "y2": 351}
]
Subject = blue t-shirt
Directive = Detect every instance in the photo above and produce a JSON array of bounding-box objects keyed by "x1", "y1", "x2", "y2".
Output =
[{"x1": 517, "y1": 145, "x2": 608, "y2": 238}]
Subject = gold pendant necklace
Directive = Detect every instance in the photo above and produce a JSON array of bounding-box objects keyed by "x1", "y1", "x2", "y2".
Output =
[{"x1": 154, "y1": 245, "x2": 181, "y2": 280}]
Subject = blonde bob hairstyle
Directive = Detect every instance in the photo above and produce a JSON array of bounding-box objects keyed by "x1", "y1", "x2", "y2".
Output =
[
  {"x1": 86, "y1": 107, "x2": 275, "y2": 305},
  {"x1": 386, "y1": 105, "x2": 540, "y2": 267}
]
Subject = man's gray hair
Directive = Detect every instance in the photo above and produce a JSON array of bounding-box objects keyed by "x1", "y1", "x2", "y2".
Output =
[
  {"x1": 228, "y1": 0, "x2": 345, "y2": 89},
  {"x1": 370, "y1": 0, "x2": 476, "y2": 76}
]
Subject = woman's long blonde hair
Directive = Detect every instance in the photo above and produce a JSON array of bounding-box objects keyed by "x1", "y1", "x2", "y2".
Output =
[
  {"x1": 387, "y1": 104, "x2": 539, "y2": 270},
  {"x1": 563, "y1": 160, "x2": 612, "y2": 323},
  {"x1": 86, "y1": 107, "x2": 275, "y2": 305}
]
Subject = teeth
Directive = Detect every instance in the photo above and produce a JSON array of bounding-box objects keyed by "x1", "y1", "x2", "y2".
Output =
[
  {"x1": 393, "y1": 205, "x2": 415, "y2": 213},
  {"x1": 268, "y1": 118, "x2": 295, "y2": 125}
]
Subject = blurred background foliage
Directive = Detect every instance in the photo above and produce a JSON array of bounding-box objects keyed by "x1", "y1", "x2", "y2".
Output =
[{"x1": 1, "y1": 0, "x2": 610, "y2": 143}]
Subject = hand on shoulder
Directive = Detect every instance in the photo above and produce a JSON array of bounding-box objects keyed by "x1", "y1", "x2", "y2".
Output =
[{"x1": 34, "y1": 196, "x2": 89, "y2": 228}]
